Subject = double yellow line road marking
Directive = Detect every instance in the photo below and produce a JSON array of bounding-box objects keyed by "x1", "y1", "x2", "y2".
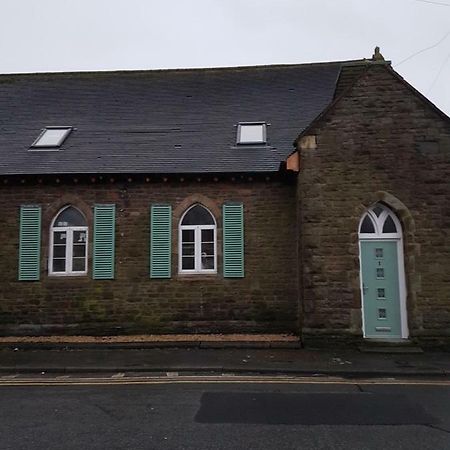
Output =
[{"x1": 0, "y1": 374, "x2": 449, "y2": 387}]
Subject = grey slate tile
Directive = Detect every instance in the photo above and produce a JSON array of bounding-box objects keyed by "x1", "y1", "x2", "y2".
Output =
[{"x1": 0, "y1": 63, "x2": 342, "y2": 175}]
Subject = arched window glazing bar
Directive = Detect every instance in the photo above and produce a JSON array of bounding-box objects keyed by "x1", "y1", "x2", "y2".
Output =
[{"x1": 49, "y1": 206, "x2": 88, "y2": 275}]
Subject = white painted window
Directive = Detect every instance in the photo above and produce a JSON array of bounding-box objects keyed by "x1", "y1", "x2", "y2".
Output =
[
  {"x1": 179, "y1": 204, "x2": 216, "y2": 274},
  {"x1": 31, "y1": 127, "x2": 72, "y2": 149},
  {"x1": 49, "y1": 206, "x2": 88, "y2": 276},
  {"x1": 359, "y1": 204, "x2": 401, "y2": 238},
  {"x1": 237, "y1": 122, "x2": 266, "y2": 144}
]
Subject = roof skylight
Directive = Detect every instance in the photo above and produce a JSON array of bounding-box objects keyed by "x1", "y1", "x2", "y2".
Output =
[
  {"x1": 31, "y1": 127, "x2": 73, "y2": 149},
  {"x1": 237, "y1": 122, "x2": 266, "y2": 145}
]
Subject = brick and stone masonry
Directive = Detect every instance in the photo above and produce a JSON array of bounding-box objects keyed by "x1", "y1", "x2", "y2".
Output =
[
  {"x1": 0, "y1": 63, "x2": 449, "y2": 345},
  {"x1": 0, "y1": 177, "x2": 299, "y2": 335},
  {"x1": 298, "y1": 65, "x2": 450, "y2": 346}
]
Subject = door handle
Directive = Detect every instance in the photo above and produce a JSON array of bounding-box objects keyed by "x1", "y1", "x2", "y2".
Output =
[{"x1": 363, "y1": 284, "x2": 368, "y2": 294}]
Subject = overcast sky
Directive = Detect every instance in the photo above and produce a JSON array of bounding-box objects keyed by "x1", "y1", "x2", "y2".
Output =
[{"x1": 1, "y1": 0, "x2": 449, "y2": 114}]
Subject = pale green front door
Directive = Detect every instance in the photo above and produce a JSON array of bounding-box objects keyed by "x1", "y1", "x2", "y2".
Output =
[{"x1": 361, "y1": 241, "x2": 402, "y2": 339}]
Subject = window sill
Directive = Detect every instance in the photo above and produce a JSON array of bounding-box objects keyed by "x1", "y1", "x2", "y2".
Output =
[
  {"x1": 176, "y1": 272, "x2": 219, "y2": 282},
  {"x1": 48, "y1": 272, "x2": 88, "y2": 278}
]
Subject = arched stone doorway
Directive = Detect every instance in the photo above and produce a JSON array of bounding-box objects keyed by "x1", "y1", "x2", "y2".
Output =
[{"x1": 359, "y1": 204, "x2": 408, "y2": 339}]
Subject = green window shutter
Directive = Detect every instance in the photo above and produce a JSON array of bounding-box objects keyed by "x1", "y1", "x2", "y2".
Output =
[
  {"x1": 18, "y1": 205, "x2": 41, "y2": 281},
  {"x1": 150, "y1": 205, "x2": 172, "y2": 278},
  {"x1": 93, "y1": 204, "x2": 116, "y2": 280},
  {"x1": 223, "y1": 202, "x2": 244, "y2": 278}
]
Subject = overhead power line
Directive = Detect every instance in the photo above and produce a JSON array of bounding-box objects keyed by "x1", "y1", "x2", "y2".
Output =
[
  {"x1": 427, "y1": 51, "x2": 450, "y2": 94},
  {"x1": 396, "y1": 30, "x2": 450, "y2": 66},
  {"x1": 414, "y1": 0, "x2": 450, "y2": 6}
]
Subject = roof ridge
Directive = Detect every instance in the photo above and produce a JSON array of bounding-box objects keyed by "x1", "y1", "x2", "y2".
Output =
[{"x1": 0, "y1": 58, "x2": 381, "y2": 78}]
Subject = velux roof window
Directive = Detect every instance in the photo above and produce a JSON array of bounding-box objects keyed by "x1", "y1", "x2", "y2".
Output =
[
  {"x1": 31, "y1": 127, "x2": 73, "y2": 149},
  {"x1": 237, "y1": 122, "x2": 266, "y2": 145}
]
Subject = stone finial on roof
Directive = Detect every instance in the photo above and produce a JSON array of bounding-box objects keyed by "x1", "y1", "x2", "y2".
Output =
[{"x1": 372, "y1": 46, "x2": 385, "y2": 61}]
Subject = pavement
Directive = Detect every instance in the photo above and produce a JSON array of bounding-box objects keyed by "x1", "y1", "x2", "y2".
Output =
[{"x1": 0, "y1": 345, "x2": 449, "y2": 378}]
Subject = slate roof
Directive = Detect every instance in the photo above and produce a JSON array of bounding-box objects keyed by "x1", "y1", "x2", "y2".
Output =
[{"x1": 0, "y1": 62, "x2": 345, "y2": 175}]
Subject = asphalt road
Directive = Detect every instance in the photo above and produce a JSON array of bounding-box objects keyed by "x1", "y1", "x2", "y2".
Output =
[{"x1": 0, "y1": 376, "x2": 449, "y2": 450}]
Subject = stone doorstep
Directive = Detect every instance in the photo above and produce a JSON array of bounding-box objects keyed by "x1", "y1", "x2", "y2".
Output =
[
  {"x1": 358, "y1": 346, "x2": 424, "y2": 354},
  {"x1": 359, "y1": 338, "x2": 424, "y2": 354}
]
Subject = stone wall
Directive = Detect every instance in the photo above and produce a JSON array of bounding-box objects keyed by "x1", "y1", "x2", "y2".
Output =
[
  {"x1": 0, "y1": 177, "x2": 299, "y2": 335},
  {"x1": 2, "y1": 64, "x2": 449, "y2": 344},
  {"x1": 298, "y1": 65, "x2": 450, "y2": 345}
]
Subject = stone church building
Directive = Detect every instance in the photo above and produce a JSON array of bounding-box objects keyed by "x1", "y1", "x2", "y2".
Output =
[{"x1": 0, "y1": 50, "x2": 449, "y2": 345}]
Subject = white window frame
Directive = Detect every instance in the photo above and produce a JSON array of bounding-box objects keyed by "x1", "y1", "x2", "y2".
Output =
[
  {"x1": 178, "y1": 206, "x2": 217, "y2": 274},
  {"x1": 49, "y1": 208, "x2": 88, "y2": 277},
  {"x1": 30, "y1": 126, "x2": 73, "y2": 150},
  {"x1": 358, "y1": 207, "x2": 402, "y2": 240},
  {"x1": 237, "y1": 122, "x2": 267, "y2": 145}
]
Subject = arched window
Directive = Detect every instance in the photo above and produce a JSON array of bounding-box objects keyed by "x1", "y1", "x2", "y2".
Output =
[
  {"x1": 179, "y1": 204, "x2": 216, "y2": 273},
  {"x1": 49, "y1": 206, "x2": 88, "y2": 275},
  {"x1": 359, "y1": 204, "x2": 401, "y2": 238}
]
